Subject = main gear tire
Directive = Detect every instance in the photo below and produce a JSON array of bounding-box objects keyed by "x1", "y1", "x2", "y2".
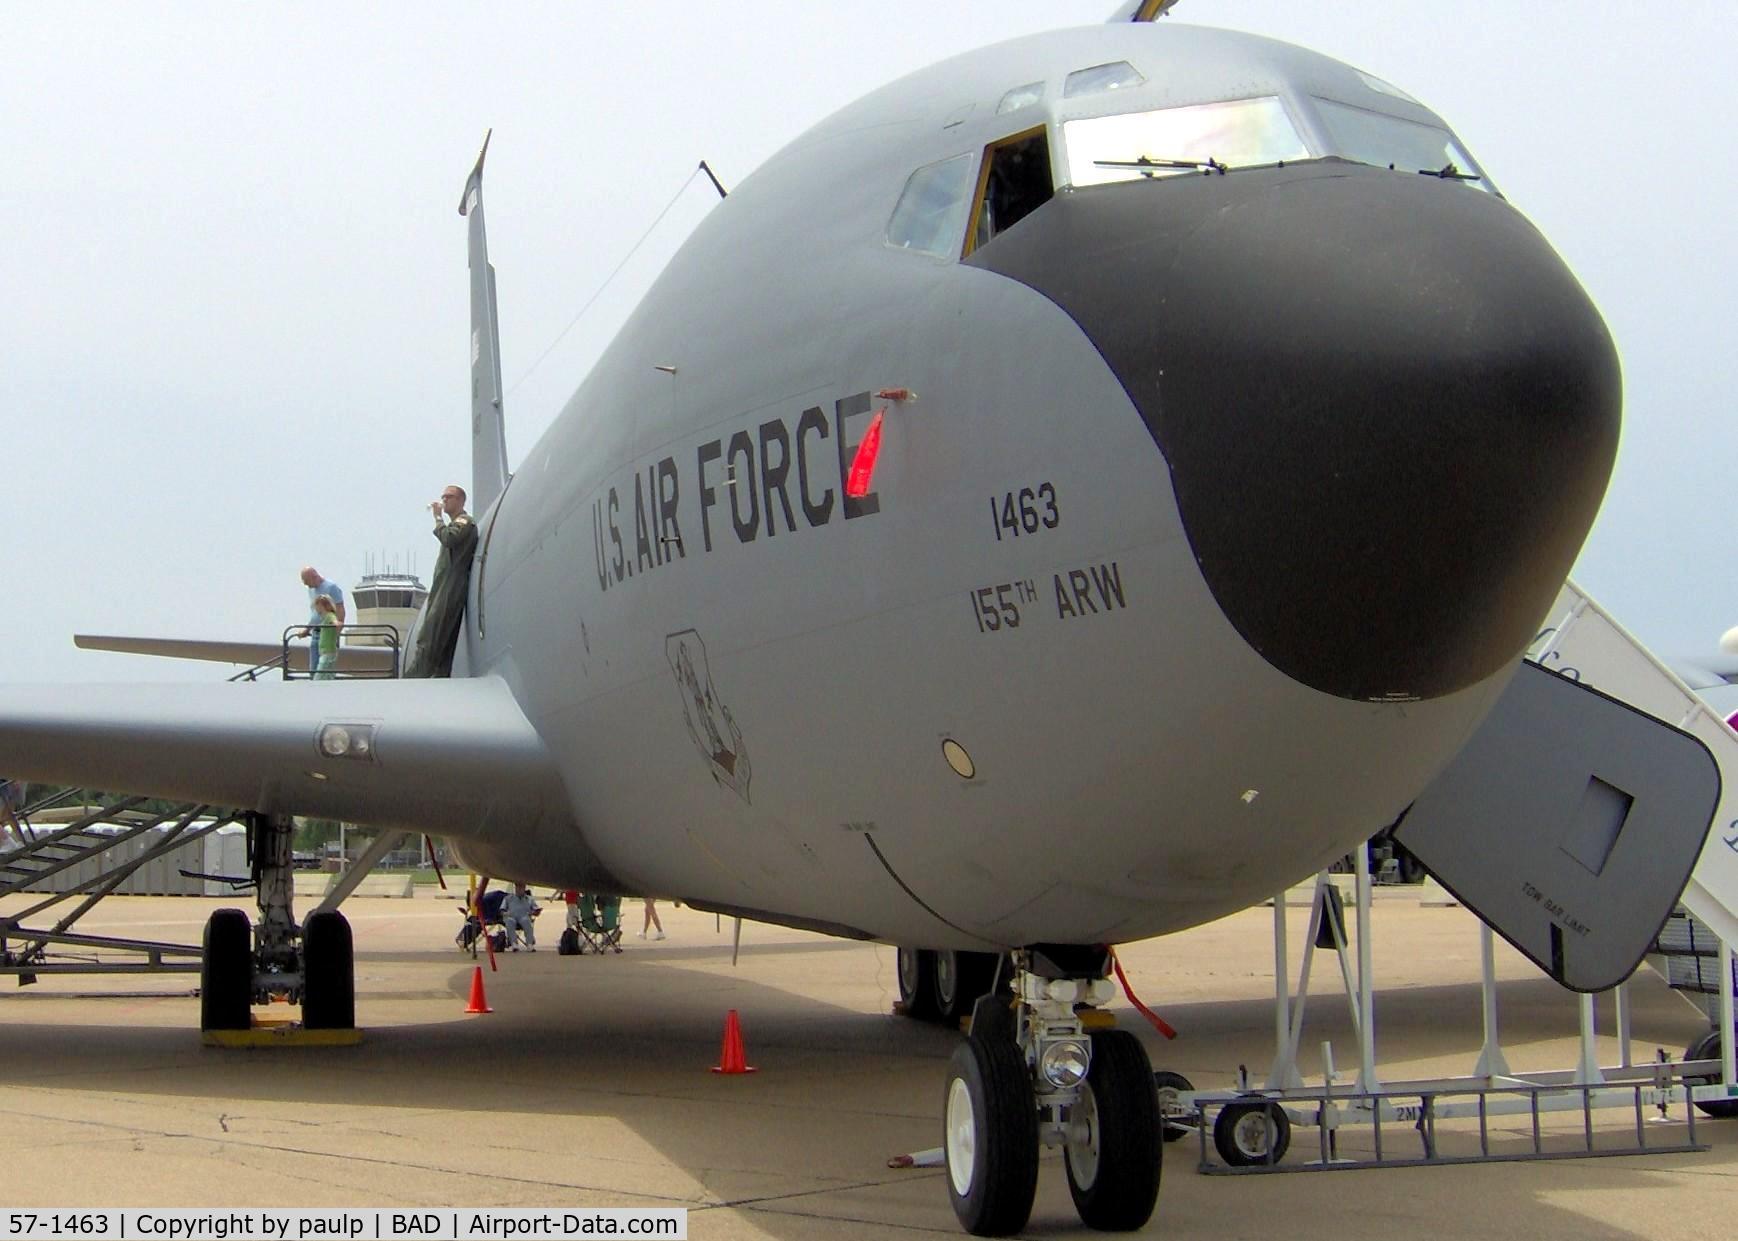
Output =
[
  {"x1": 301, "y1": 909, "x2": 355, "y2": 1030},
  {"x1": 200, "y1": 908, "x2": 253, "y2": 1032},
  {"x1": 934, "y1": 950, "x2": 998, "y2": 1026},
  {"x1": 898, "y1": 947, "x2": 939, "y2": 1020}
]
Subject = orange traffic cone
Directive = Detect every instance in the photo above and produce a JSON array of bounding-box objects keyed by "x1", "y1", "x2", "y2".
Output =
[
  {"x1": 464, "y1": 965, "x2": 493, "y2": 1014},
  {"x1": 710, "y1": 1008, "x2": 757, "y2": 1074}
]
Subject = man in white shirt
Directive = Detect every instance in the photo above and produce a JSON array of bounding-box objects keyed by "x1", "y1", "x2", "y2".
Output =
[{"x1": 300, "y1": 567, "x2": 346, "y2": 675}]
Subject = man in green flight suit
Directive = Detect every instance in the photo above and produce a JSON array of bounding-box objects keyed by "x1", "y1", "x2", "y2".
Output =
[{"x1": 404, "y1": 484, "x2": 478, "y2": 679}]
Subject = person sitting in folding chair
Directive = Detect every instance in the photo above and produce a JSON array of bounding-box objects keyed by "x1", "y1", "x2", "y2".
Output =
[
  {"x1": 501, "y1": 883, "x2": 540, "y2": 952},
  {"x1": 456, "y1": 887, "x2": 510, "y2": 956}
]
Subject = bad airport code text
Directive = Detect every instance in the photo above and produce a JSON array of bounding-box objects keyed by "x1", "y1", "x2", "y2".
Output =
[{"x1": 2, "y1": 1211, "x2": 685, "y2": 1241}]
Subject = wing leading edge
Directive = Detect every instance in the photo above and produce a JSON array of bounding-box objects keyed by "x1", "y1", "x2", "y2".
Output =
[
  {"x1": 0, "y1": 677, "x2": 570, "y2": 845},
  {"x1": 74, "y1": 634, "x2": 397, "y2": 674}
]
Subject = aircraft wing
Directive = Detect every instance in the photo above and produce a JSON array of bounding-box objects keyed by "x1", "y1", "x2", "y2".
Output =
[
  {"x1": 0, "y1": 677, "x2": 568, "y2": 842},
  {"x1": 74, "y1": 634, "x2": 397, "y2": 675}
]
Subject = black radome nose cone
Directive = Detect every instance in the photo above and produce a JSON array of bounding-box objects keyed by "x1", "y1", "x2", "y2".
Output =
[{"x1": 968, "y1": 162, "x2": 1620, "y2": 701}]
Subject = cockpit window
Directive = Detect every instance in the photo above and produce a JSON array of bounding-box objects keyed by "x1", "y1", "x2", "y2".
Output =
[
  {"x1": 886, "y1": 153, "x2": 976, "y2": 257},
  {"x1": 997, "y1": 81, "x2": 1045, "y2": 115},
  {"x1": 1064, "y1": 61, "x2": 1145, "y2": 99},
  {"x1": 1313, "y1": 97, "x2": 1490, "y2": 191},
  {"x1": 1354, "y1": 70, "x2": 1420, "y2": 106},
  {"x1": 1063, "y1": 96, "x2": 1308, "y2": 187},
  {"x1": 966, "y1": 127, "x2": 1054, "y2": 256}
]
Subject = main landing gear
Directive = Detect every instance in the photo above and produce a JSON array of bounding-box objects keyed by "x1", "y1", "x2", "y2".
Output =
[
  {"x1": 898, "y1": 947, "x2": 1001, "y2": 1026},
  {"x1": 941, "y1": 946, "x2": 1163, "y2": 1235},
  {"x1": 199, "y1": 812, "x2": 355, "y2": 1033}
]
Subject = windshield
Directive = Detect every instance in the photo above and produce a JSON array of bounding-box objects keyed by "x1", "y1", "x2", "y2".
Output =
[
  {"x1": 1063, "y1": 96, "x2": 1309, "y2": 187},
  {"x1": 886, "y1": 153, "x2": 976, "y2": 257},
  {"x1": 1314, "y1": 97, "x2": 1490, "y2": 189}
]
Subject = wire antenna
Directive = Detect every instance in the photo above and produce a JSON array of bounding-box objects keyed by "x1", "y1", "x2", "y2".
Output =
[{"x1": 505, "y1": 165, "x2": 712, "y2": 400}]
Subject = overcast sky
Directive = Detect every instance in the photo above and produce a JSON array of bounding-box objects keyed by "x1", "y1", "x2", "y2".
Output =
[{"x1": 6, "y1": 1, "x2": 1733, "y2": 684}]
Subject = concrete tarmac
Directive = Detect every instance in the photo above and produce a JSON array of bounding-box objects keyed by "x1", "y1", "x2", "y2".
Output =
[{"x1": 0, "y1": 888, "x2": 1733, "y2": 1237}]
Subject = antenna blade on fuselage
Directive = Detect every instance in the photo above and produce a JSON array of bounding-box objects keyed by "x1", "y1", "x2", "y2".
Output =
[
  {"x1": 1105, "y1": 0, "x2": 1181, "y2": 21},
  {"x1": 459, "y1": 130, "x2": 509, "y2": 515}
]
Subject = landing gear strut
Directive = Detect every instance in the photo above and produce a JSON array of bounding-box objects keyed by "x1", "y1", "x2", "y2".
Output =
[
  {"x1": 198, "y1": 812, "x2": 355, "y2": 1033},
  {"x1": 941, "y1": 947, "x2": 1162, "y2": 1235}
]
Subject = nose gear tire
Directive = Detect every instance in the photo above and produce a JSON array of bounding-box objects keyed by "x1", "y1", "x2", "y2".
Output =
[
  {"x1": 1065, "y1": 1030, "x2": 1162, "y2": 1230},
  {"x1": 944, "y1": 1036, "x2": 1039, "y2": 1236}
]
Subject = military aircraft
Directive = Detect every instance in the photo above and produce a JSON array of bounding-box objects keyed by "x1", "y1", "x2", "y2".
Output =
[{"x1": 2, "y1": 2, "x2": 1722, "y2": 1233}]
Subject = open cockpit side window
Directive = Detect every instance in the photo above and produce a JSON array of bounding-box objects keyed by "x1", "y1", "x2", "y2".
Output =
[{"x1": 965, "y1": 127, "x2": 1054, "y2": 256}]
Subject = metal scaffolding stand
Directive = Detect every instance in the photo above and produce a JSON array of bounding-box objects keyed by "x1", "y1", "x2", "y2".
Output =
[
  {"x1": 0, "y1": 790, "x2": 242, "y2": 981},
  {"x1": 1194, "y1": 1074, "x2": 1706, "y2": 1174},
  {"x1": 1170, "y1": 855, "x2": 1733, "y2": 1172}
]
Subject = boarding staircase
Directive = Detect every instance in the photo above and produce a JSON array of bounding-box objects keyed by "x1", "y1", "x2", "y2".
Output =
[
  {"x1": 1527, "y1": 580, "x2": 1738, "y2": 1038},
  {"x1": 0, "y1": 787, "x2": 242, "y2": 980},
  {"x1": 1182, "y1": 582, "x2": 1738, "y2": 1172},
  {"x1": 1655, "y1": 909, "x2": 1736, "y2": 1024}
]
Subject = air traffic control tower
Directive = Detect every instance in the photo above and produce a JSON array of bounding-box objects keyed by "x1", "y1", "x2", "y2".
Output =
[{"x1": 348, "y1": 571, "x2": 427, "y2": 649}]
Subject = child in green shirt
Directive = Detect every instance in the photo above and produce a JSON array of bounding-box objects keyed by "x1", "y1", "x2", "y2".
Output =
[{"x1": 312, "y1": 594, "x2": 340, "y2": 680}]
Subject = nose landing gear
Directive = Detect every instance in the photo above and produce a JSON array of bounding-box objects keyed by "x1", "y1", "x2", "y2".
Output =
[{"x1": 940, "y1": 947, "x2": 1163, "y2": 1235}]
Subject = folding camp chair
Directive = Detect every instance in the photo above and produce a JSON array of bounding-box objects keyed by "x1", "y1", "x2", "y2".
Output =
[
  {"x1": 570, "y1": 892, "x2": 624, "y2": 954},
  {"x1": 456, "y1": 890, "x2": 510, "y2": 957}
]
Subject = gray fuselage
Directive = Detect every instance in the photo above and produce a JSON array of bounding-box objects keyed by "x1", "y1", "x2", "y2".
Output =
[{"x1": 450, "y1": 22, "x2": 1619, "y2": 950}]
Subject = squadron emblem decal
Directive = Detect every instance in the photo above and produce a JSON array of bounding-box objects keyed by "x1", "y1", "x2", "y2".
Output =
[{"x1": 666, "y1": 629, "x2": 751, "y2": 802}]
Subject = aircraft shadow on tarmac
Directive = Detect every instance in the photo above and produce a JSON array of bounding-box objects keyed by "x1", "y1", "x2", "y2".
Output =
[{"x1": 0, "y1": 955, "x2": 1732, "y2": 1238}]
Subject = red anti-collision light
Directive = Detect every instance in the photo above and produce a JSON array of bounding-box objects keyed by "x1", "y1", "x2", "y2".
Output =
[{"x1": 845, "y1": 409, "x2": 886, "y2": 499}]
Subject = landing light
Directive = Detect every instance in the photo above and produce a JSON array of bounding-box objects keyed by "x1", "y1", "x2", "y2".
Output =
[
  {"x1": 1039, "y1": 1039, "x2": 1091, "y2": 1089},
  {"x1": 317, "y1": 722, "x2": 377, "y2": 762}
]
